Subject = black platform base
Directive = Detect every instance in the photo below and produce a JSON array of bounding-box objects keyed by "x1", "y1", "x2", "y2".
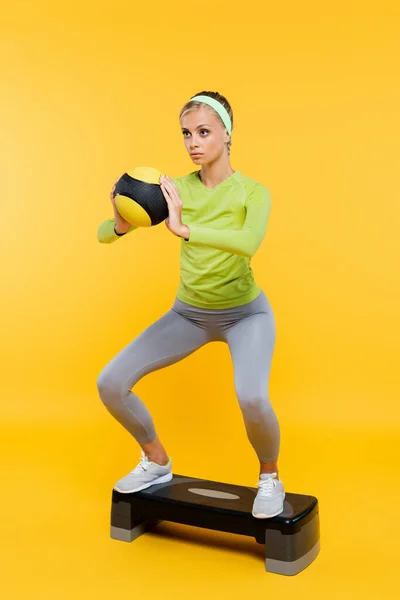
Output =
[{"x1": 110, "y1": 473, "x2": 320, "y2": 575}]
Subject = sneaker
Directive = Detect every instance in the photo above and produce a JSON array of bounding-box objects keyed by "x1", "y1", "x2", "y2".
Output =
[
  {"x1": 114, "y1": 450, "x2": 173, "y2": 494},
  {"x1": 252, "y1": 472, "x2": 285, "y2": 518}
]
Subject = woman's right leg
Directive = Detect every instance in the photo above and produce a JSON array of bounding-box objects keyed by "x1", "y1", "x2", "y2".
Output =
[{"x1": 96, "y1": 307, "x2": 210, "y2": 456}]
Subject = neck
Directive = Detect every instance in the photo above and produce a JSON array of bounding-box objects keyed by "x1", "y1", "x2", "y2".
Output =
[{"x1": 198, "y1": 156, "x2": 235, "y2": 189}]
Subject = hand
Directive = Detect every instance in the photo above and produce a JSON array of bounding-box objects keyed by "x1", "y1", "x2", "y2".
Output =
[
  {"x1": 159, "y1": 175, "x2": 189, "y2": 239},
  {"x1": 110, "y1": 176, "x2": 131, "y2": 229},
  {"x1": 110, "y1": 176, "x2": 120, "y2": 207}
]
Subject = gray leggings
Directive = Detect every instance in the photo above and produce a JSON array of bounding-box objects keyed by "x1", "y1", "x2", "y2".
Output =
[{"x1": 96, "y1": 289, "x2": 279, "y2": 463}]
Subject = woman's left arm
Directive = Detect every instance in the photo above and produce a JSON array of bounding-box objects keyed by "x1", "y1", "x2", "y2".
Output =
[
  {"x1": 160, "y1": 176, "x2": 271, "y2": 258},
  {"x1": 186, "y1": 185, "x2": 272, "y2": 257}
]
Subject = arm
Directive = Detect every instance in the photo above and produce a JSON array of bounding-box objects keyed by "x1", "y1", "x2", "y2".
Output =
[
  {"x1": 184, "y1": 185, "x2": 272, "y2": 257},
  {"x1": 97, "y1": 218, "x2": 138, "y2": 244}
]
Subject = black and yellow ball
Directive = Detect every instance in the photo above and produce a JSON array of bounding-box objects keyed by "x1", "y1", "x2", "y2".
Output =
[{"x1": 113, "y1": 166, "x2": 168, "y2": 227}]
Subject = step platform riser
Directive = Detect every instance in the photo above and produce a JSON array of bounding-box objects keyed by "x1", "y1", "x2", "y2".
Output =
[{"x1": 109, "y1": 473, "x2": 320, "y2": 575}]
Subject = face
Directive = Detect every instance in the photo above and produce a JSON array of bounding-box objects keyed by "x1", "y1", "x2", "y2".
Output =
[{"x1": 180, "y1": 107, "x2": 230, "y2": 164}]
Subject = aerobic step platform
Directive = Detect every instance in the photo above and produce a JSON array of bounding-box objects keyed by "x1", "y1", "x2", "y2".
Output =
[{"x1": 110, "y1": 473, "x2": 320, "y2": 575}]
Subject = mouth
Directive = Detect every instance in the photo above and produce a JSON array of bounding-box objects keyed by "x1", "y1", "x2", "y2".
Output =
[{"x1": 190, "y1": 153, "x2": 203, "y2": 157}]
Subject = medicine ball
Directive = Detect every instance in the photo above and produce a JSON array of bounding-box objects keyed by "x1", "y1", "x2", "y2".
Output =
[{"x1": 113, "y1": 166, "x2": 168, "y2": 227}]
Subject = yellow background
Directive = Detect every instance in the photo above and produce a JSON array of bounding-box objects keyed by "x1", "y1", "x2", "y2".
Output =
[{"x1": 2, "y1": 0, "x2": 399, "y2": 597}]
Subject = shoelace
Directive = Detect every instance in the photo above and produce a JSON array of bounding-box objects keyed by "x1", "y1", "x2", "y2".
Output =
[
  {"x1": 256, "y1": 473, "x2": 278, "y2": 497},
  {"x1": 131, "y1": 450, "x2": 151, "y2": 474}
]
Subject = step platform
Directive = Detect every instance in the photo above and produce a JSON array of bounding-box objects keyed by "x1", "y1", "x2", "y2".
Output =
[{"x1": 110, "y1": 473, "x2": 320, "y2": 575}]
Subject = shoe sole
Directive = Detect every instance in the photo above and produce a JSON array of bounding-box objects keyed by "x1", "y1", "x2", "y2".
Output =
[
  {"x1": 252, "y1": 506, "x2": 284, "y2": 518},
  {"x1": 114, "y1": 471, "x2": 173, "y2": 494}
]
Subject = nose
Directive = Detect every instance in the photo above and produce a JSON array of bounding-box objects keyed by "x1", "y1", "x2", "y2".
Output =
[{"x1": 189, "y1": 134, "x2": 200, "y2": 150}]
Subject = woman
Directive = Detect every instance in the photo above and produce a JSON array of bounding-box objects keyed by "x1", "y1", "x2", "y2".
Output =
[{"x1": 96, "y1": 91, "x2": 284, "y2": 518}]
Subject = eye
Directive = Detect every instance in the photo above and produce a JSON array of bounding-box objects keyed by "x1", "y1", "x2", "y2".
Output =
[{"x1": 182, "y1": 129, "x2": 209, "y2": 137}]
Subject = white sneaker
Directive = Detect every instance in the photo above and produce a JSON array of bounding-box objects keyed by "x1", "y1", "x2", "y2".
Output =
[
  {"x1": 252, "y1": 472, "x2": 285, "y2": 518},
  {"x1": 114, "y1": 450, "x2": 173, "y2": 494}
]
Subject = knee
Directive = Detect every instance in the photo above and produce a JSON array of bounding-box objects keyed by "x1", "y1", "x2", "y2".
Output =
[
  {"x1": 96, "y1": 368, "x2": 124, "y2": 406},
  {"x1": 237, "y1": 390, "x2": 271, "y2": 420}
]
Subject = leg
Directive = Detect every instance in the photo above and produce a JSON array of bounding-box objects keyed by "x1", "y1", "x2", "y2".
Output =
[
  {"x1": 225, "y1": 308, "x2": 280, "y2": 472},
  {"x1": 97, "y1": 307, "x2": 210, "y2": 448}
]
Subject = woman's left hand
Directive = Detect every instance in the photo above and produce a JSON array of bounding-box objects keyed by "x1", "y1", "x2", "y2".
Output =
[{"x1": 159, "y1": 175, "x2": 189, "y2": 239}]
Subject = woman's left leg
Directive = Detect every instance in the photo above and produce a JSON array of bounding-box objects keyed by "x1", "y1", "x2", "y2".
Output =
[{"x1": 224, "y1": 298, "x2": 280, "y2": 474}]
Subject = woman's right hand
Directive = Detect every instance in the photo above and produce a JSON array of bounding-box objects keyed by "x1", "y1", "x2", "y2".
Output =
[{"x1": 110, "y1": 177, "x2": 131, "y2": 231}]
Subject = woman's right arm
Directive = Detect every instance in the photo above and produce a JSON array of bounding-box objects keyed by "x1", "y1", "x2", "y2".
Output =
[
  {"x1": 96, "y1": 177, "x2": 138, "y2": 243},
  {"x1": 96, "y1": 218, "x2": 138, "y2": 243}
]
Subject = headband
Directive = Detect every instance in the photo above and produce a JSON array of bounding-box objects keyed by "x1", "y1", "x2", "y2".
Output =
[{"x1": 189, "y1": 95, "x2": 232, "y2": 136}]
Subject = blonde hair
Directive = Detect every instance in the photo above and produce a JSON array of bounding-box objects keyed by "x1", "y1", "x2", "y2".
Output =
[{"x1": 179, "y1": 90, "x2": 234, "y2": 155}]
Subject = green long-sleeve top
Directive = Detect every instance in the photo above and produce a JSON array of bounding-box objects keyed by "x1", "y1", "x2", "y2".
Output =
[{"x1": 97, "y1": 170, "x2": 272, "y2": 309}]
